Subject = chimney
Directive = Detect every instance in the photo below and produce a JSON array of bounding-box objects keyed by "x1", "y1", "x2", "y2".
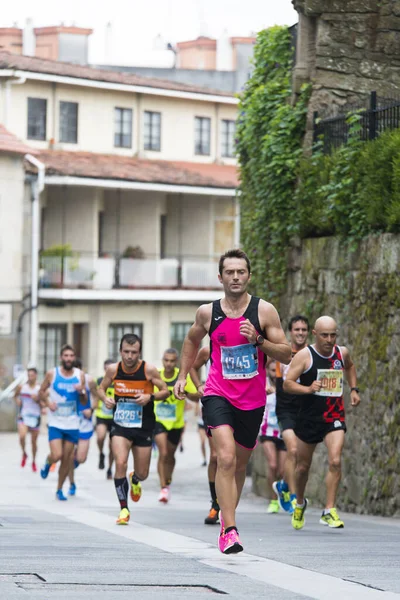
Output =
[
  {"x1": 34, "y1": 26, "x2": 93, "y2": 64},
  {"x1": 176, "y1": 36, "x2": 217, "y2": 70},
  {"x1": 23, "y1": 18, "x2": 35, "y2": 56},
  {"x1": 0, "y1": 27, "x2": 23, "y2": 54}
]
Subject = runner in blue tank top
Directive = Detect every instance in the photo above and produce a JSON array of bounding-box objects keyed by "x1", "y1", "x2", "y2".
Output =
[{"x1": 39, "y1": 345, "x2": 87, "y2": 501}]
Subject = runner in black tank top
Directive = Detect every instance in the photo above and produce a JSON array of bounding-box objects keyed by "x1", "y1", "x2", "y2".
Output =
[
  {"x1": 283, "y1": 316, "x2": 361, "y2": 531},
  {"x1": 98, "y1": 333, "x2": 169, "y2": 526}
]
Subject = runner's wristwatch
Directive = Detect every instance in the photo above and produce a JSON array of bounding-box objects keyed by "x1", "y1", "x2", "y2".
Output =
[
  {"x1": 350, "y1": 387, "x2": 359, "y2": 393},
  {"x1": 255, "y1": 334, "x2": 264, "y2": 346}
]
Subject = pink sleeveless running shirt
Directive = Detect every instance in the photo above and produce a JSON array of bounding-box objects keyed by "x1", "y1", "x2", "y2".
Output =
[{"x1": 203, "y1": 296, "x2": 267, "y2": 410}]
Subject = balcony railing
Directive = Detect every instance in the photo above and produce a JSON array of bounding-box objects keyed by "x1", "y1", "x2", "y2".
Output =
[{"x1": 39, "y1": 252, "x2": 221, "y2": 290}]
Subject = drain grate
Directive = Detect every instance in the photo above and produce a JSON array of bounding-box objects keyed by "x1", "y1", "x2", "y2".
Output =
[{"x1": 19, "y1": 583, "x2": 226, "y2": 594}]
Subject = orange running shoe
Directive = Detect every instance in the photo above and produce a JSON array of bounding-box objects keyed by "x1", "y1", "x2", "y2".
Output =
[
  {"x1": 116, "y1": 508, "x2": 130, "y2": 525},
  {"x1": 129, "y1": 472, "x2": 142, "y2": 502}
]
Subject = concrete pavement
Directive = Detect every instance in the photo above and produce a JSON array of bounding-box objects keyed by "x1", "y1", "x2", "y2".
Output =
[{"x1": 1, "y1": 422, "x2": 399, "y2": 600}]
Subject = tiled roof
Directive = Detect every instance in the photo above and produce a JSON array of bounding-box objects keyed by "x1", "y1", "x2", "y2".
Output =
[
  {"x1": 0, "y1": 51, "x2": 235, "y2": 98},
  {"x1": 0, "y1": 125, "x2": 36, "y2": 155},
  {"x1": 25, "y1": 150, "x2": 238, "y2": 189}
]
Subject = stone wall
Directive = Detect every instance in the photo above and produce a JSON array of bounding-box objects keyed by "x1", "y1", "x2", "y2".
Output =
[
  {"x1": 292, "y1": 0, "x2": 400, "y2": 145},
  {"x1": 252, "y1": 233, "x2": 400, "y2": 516}
]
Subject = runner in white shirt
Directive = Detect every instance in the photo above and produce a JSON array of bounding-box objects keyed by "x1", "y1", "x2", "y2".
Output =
[{"x1": 14, "y1": 368, "x2": 41, "y2": 472}]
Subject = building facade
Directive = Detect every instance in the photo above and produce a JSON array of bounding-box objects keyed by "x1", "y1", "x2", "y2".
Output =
[{"x1": 0, "y1": 50, "x2": 239, "y2": 381}]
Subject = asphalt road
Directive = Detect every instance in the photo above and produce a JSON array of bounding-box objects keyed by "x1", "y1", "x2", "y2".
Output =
[{"x1": 1, "y1": 423, "x2": 399, "y2": 600}]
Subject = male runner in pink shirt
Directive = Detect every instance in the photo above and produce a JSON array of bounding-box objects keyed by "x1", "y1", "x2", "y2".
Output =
[{"x1": 174, "y1": 249, "x2": 290, "y2": 554}]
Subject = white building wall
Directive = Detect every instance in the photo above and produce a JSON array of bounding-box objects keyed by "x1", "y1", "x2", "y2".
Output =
[
  {"x1": 7, "y1": 80, "x2": 238, "y2": 163},
  {"x1": 0, "y1": 155, "x2": 25, "y2": 301},
  {"x1": 43, "y1": 186, "x2": 101, "y2": 252},
  {"x1": 38, "y1": 301, "x2": 208, "y2": 375}
]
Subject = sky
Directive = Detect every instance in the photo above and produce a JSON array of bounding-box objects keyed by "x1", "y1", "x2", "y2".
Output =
[{"x1": 0, "y1": 0, "x2": 298, "y2": 66}]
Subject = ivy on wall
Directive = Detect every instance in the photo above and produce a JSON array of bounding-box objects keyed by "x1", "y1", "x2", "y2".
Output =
[
  {"x1": 237, "y1": 26, "x2": 400, "y2": 302},
  {"x1": 236, "y1": 26, "x2": 310, "y2": 300}
]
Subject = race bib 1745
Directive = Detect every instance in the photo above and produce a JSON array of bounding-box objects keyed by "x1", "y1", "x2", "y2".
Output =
[
  {"x1": 221, "y1": 343, "x2": 259, "y2": 380},
  {"x1": 315, "y1": 369, "x2": 343, "y2": 397}
]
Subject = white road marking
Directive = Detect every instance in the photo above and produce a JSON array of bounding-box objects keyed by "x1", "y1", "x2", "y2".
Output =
[{"x1": 23, "y1": 501, "x2": 399, "y2": 600}]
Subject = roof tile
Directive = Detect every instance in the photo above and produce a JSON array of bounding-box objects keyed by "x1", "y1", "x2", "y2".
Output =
[
  {"x1": 25, "y1": 150, "x2": 238, "y2": 189},
  {"x1": 0, "y1": 125, "x2": 37, "y2": 155},
  {"x1": 0, "y1": 50, "x2": 235, "y2": 98}
]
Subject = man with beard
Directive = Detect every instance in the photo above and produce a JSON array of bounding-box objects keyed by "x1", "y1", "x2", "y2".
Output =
[
  {"x1": 98, "y1": 334, "x2": 169, "y2": 525},
  {"x1": 273, "y1": 315, "x2": 310, "y2": 513},
  {"x1": 174, "y1": 249, "x2": 291, "y2": 554},
  {"x1": 39, "y1": 345, "x2": 87, "y2": 501}
]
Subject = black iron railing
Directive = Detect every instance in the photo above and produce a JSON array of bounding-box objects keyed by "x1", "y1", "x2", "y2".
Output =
[{"x1": 313, "y1": 92, "x2": 400, "y2": 154}]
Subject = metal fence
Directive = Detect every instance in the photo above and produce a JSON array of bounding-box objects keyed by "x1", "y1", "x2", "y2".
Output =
[{"x1": 313, "y1": 92, "x2": 400, "y2": 154}]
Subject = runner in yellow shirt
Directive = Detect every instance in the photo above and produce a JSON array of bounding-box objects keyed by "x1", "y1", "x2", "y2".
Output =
[
  {"x1": 95, "y1": 359, "x2": 115, "y2": 479},
  {"x1": 154, "y1": 348, "x2": 198, "y2": 503}
]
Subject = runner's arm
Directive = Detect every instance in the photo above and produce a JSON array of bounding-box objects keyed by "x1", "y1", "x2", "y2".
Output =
[
  {"x1": 38, "y1": 371, "x2": 52, "y2": 407},
  {"x1": 184, "y1": 374, "x2": 201, "y2": 402},
  {"x1": 240, "y1": 301, "x2": 291, "y2": 364},
  {"x1": 76, "y1": 371, "x2": 88, "y2": 405},
  {"x1": 283, "y1": 349, "x2": 321, "y2": 395},
  {"x1": 189, "y1": 346, "x2": 210, "y2": 393},
  {"x1": 14, "y1": 385, "x2": 22, "y2": 407},
  {"x1": 341, "y1": 346, "x2": 361, "y2": 407},
  {"x1": 174, "y1": 305, "x2": 210, "y2": 399},
  {"x1": 135, "y1": 364, "x2": 169, "y2": 406},
  {"x1": 98, "y1": 364, "x2": 117, "y2": 409},
  {"x1": 87, "y1": 375, "x2": 99, "y2": 408}
]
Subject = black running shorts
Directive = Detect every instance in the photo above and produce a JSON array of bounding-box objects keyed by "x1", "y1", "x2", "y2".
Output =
[
  {"x1": 259, "y1": 435, "x2": 287, "y2": 452},
  {"x1": 202, "y1": 395, "x2": 264, "y2": 450},
  {"x1": 110, "y1": 423, "x2": 154, "y2": 447},
  {"x1": 295, "y1": 419, "x2": 347, "y2": 445},
  {"x1": 96, "y1": 417, "x2": 113, "y2": 431},
  {"x1": 276, "y1": 402, "x2": 299, "y2": 433},
  {"x1": 154, "y1": 421, "x2": 183, "y2": 446}
]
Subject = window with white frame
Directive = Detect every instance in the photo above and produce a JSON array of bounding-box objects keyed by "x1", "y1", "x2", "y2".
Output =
[
  {"x1": 59, "y1": 101, "x2": 78, "y2": 143},
  {"x1": 170, "y1": 322, "x2": 191, "y2": 355},
  {"x1": 38, "y1": 324, "x2": 67, "y2": 378},
  {"x1": 27, "y1": 98, "x2": 47, "y2": 141},
  {"x1": 108, "y1": 323, "x2": 143, "y2": 360},
  {"x1": 114, "y1": 107, "x2": 133, "y2": 148},
  {"x1": 221, "y1": 119, "x2": 236, "y2": 158},
  {"x1": 144, "y1": 111, "x2": 161, "y2": 151},
  {"x1": 195, "y1": 116, "x2": 211, "y2": 156}
]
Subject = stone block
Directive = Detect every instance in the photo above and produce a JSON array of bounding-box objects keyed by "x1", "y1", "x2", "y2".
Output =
[{"x1": 358, "y1": 59, "x2": 386, "y2": 79}]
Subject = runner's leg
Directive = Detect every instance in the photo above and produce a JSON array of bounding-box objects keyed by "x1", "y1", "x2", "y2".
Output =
[
  {"x1": 58, "y1": 440, "x2": 75, "y2": 492},
  {"x1": 281, "y1": 429, "x2": 297, "y2": 494},
  {"x1": 234, "y1": 443, "x2": 253, "y2": 507},
  {"x1": 31, "y1": 430, "x2": 39, "y2": 465},
  {"x1": 131, "y1": 445, "x2": 152, "y2": 482},
  {"x1": 295, "y1": 438, "x2": 316, "y2": 504},
  {"x1": 324, "y1": 430, "x2": 345, "y2": 509},
  {"x1": 112, "y1": 436, "x2": 132, "y2": 510},
  {"x1": 199, "y1": 426, "x2": 207, "y2": 465},
  {"x1": 262, "y1": 441, "x2": 279, "y2": 500},
  {"x1": 211, "y1": 426, "x2": 238, "y2": 530},
  {"x1": 154, "y1": 432, "x2": 169, "y2": 488},
  {"x1": 18, "y1": 422, "x2": 28, "y2": 461}
]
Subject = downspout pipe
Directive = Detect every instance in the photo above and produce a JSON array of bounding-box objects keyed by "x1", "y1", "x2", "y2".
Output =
[{"x1": 24, "y1": 154, "x2": 45, "y2": 367}]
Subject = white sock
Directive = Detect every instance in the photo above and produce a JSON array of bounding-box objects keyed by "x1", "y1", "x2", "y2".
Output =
[
  {"x1": 296, "y1": 501, "x2": 305, "y2": 508},
  {"x1": 323, "y1": 508, "x2": 333, "y2": 515}
]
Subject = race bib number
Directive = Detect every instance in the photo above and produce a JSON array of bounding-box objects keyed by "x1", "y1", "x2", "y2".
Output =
[
  {"x1": 55, "y1": 401, "x2": 77, "y2": 418},
  {"x1": 114, "y1": 401, "x2": 143, "y2": 428},
  {"x1": 315, "y1": 369, "x2": 343, "y2": 397},
  {"x1": 221, "y1": 344, "x2": 258, "y2": 380},
  {"x1": 23, "y1": 415, "x2": 39, "y2": 429},
  {"x1": 101, "y1": 402, "x2": 114, "y2": 417},
  {"x1": 155, "y1": 403, "x2": 177, "y2": 422}
]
